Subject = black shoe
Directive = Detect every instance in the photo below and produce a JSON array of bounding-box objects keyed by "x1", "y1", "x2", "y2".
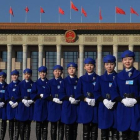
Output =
[
  {"x1": 83, "y1": 123, "x2": 90, "y2": 140},
  {"x1": 58, "y1": 122, "x2": 64, "y2": 140},
  {"x1": 111, "y1": 128, "x2": 119, "y2": 140},
  {"x1": 0, "y1": 120, "x2": 7, "y2": 140},
  {"x1": 51, "y1": 122, "x2": 57, "y2": 140},
  {"x1": 42, "y1": 121, "x2": 48, "y2": 140},
  {"x1": 36, "y1": 121, "x2": 42, "y2": 140},
  {"x1": 101, "y1": 129, "x2": 109, "y2": 140}
]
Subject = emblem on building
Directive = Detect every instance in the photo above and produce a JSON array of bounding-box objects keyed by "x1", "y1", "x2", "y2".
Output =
[{"x1": 65, "y1": 30, "x2": 76, "y2": 43}]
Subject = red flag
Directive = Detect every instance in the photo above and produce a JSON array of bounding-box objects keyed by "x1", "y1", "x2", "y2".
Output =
[
  {"x1": 116, "y1": 7, "x2": 126, "y2": 15},
  {"x1": 130, "y1": 7, "x2": 139, "y2": 16},
  {"x1": 71, "y1": 1, "x2": 78, "y2": 11},
  {"x1": 40, "y1": 7, "x2": 45, "y2": 13},
  {"x1": 81, "y1": 7, "x2": 87, "y2": 17},
  {"x1": 99, "y1": 9, "x2": 102, "y2": 20},
  {"x1": 59, "y1": 7, "x2": 64, "y2": 15},
  {"x1": 25, "y1": 6, "x2": 29, "y2": 13},
  {"x1": 9, "y1": 7, "x2": 14, "y2": 17}
]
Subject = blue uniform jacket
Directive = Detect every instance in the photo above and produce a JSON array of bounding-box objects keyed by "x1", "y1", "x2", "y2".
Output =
[
  {"x1": 31, "y1": 78, "x2": 48, "y2": 122},
  {"x1": 59, "y1": 76, "x2": 78, "y2": 124},
  {"x1": 0, "y1": 82, "x2": 8, "y2": 120},
  {"x1": 111, "y1": 67, "x2": 140, "y2": 131},
  {"x1": 15, "y1": 80, "x2": 34, "y2": 121},
  {"x1": 5, "y1": 80, "x2": 20, "y2": 120},
  {"x1": 75, "y1": 72, "x2": 98, "y2": 124},
  {"x1": 45, "y1": 77, "x2": 63, "y2": 122},
  {"x1": 94, "y1": 71, "x2": 117, "y2": 129}
]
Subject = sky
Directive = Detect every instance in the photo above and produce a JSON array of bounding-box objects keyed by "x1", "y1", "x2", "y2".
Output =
[{"x1": 1, "y1": 0, "x2": 140, "y2": 23}]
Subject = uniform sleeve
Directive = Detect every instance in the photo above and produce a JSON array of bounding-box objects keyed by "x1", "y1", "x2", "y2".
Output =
[
  {"x1": 94, "y1": 76, "x2": 104, "y2": 101},
  {"x1": 58, "y1": 80, "x2": 68, "y2": 100},
  {"x1": 30, "y1": 82, "x2": 40, "y2": 101},
  {"x1": 15, "y1": 84, "x2": 22, "y2": 102},
  {"x1": 110, "y1": 76, "x2": 122, "y2": 102},
  {"x1": 5, "y1": 86, "x2": 10, "y2": 102},
  {"x1": 135, "y1": 75, "x2": 140, "y2": 103},
  {"x1": 75, "y1": 78, "x2": 85, "y2": 100},
  {"x1": 43, "y1": 82, "x2": 52, "y2": 100}
]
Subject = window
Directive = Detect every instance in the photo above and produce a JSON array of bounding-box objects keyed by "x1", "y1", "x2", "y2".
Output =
[
  {"x1": 31, "y1": 52, "x2": 38, "y2": 82},
  {"x1": 16, "y1": 52, "x2": 23, "y2": 62},
  {"x1": 2, "y1": 51, "x2": 7, "y2": 62},
  {"x1": 46, "y1": 52, "x2": 56, "y2": 80}
]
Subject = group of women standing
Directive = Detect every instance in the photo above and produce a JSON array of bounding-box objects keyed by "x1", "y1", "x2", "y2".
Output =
[{"x1": 0, "y1": 50, "x2": 139, "y2": 140}]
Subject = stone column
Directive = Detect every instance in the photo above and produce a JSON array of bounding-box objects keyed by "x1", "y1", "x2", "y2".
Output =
[
  {"x1": 79, "y1": 44, "x2": 84, "y2": 77},
  {"x1": 129, "y1": 44, "x2": 134, "y2": 52},
  {"x1": 97, "y1": 44, "x2": 102, "y2": 75},
  {"x1": 7, "y1": 44, "x2": 12, "y2": 84},
  {"x1": 38, "y1": 44, "x2": 44, "y2": 67},
  {"x1": 56, "y1": 45, "x2": 61, "y2": 65},
  {"x1": 113, "y1": 44, "x2": 118, "y2": 72}
]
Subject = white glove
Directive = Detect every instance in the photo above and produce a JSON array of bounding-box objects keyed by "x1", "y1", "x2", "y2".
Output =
[
  {"x1": 103, "y1": 99, "x2": 114, "y2": 109},
  {"x1": 69, "y1": 97, "x2": 79, "y2": 104},
  {"x1": 121, "y1": 98, "x2": 133, "y2": 107},
  {"x1": 89, "y1": 99, "x2": 95, "y2": 106},
  {"x1": 128, "y1": 98, "x2": 137, "y2": 107},
  {"x1": 22, "y1": 99, "x2": 30, "y2": 107},
  {"x1": 9, "y1": 101, "x2": 14, "y2": 106},
  {"x1": 0, "y1": 102, "x2": 4, "y2": 108},
  {"x1": 12, "y1": 102, "x2": 18, "y2": 108},
  {"x1": 40, "y1": 94, "x2": 43, "y2": 98},
  {"x1": 28, "y1": 100, "x2": 34, "y2": 104},
  {"x1": 53, "y1": 98, "x2": 62, "y2": 104}
]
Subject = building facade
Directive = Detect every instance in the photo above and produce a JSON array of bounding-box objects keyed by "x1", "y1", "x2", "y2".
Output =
[{"x1": 0, "y1": 23, "x2": 140, "y2": 83}]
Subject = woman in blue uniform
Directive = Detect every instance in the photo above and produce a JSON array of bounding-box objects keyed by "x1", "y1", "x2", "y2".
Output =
[
  {"x1": 15, "y1": 68, "x2": 34, "y2": 140},
  {"x1": 0, "y1": 72, "x2": 8, "y2": 140},
  {"x1": 31, "y1": 66, "x2": 48, "y2": 140},
  {"x1": 5, "y1": 70, "x2": 20, "y2": 140},
  {"x1": 44, "y1": 65, "x2": 64, "y2": 140},
  {"x1": 75, "y1": 58, "x2": 98, "y2": 140},
  {"x1": 94, "y1": 55, "x2": 119, "y2": 140},
  {"x1": 59, "y1": 62, "x2": 79, "y2": 140},
  {"x1": 111, "y1": 50, "x2": 140, "y2": 140}
]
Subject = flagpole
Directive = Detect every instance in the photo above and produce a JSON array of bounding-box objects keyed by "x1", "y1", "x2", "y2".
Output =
[
  {"x1": 59, "y1": 7, "x2": 60, "y2": 23},
  {"x1": 25, "y1": 12, "x2": 27, "y2": 23},
  {"x1": 40, "y1": 13, "x2": 41, "y2": 23},
  {"x1": 115, "y1": 6, "x2": 116, "y2": 23},
  {"x1": 70, "y1": 0, "x2": 71, "y2": 23},
  {"x1": 99, "y1": 7, "x2": 100, "y2": 23},
  {"x1": 10, "y1": 6, "x2": 11, "y2": 23},
  {"x1": 130, "y1": 6, "x2": 131, "y2": 23},
  {"x1": 81, "y1": 6, "x2": 82, "y2": 23}
]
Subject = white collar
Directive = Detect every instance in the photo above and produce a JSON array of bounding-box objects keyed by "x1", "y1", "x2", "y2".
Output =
[
  {"x1": 125, "y1": 67, "x2": 133, "y2": 72},
  {"x1": 13, "y1": 81, "x2": 17, "y2": 83},
  {"x1": 69, "y1": 75, "x2": 74, "y2": 78},
  {"x1": 88, "y1": 72, "x2": 94, "y2": 75},
  {"x1": 41, "y1": 78, "x2": 45, "y2": 81},
  {"x1": 25, "y1": 80, "x2": 29, "y2": 82}
]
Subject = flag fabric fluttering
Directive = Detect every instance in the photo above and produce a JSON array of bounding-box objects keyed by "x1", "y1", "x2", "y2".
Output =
[
  {"x1": 99, "y1": 8, "x2": 102, "y2": 20},
  {"x1": 81, "y1": 7, "x2": 87, "y2": 17},
  {"x1": 9, "y1": 7, "x2": 14, "y2": 17},
  {"x1": 25, "y1": 6, "x2": 29, "y2": 13},
  {"x1": 40, "y1": 7, "x2": 45, "y2": 13},
  {"x1": 71, "y1": 1, "x2": 78, "y2": 11},
  {"x1": 130, "y1": 7, "x2": 139, "y2": 16},
  {"x1": 59, "y1": 7, "x2": 64, "y2": 15},
  {"x1": 116, "y1": 7, "x2": 126, "y2": 15}
]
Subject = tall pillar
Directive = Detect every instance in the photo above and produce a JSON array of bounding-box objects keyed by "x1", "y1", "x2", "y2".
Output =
[
  {"x1": 97, "y1": 44, "x2": 102, "y2": 75},
  {"x1": 7, "y1": 44, "x2": 12, "y2": 84},
  {"x1": 22, "y1": 44, "x2": 28, "y2": 79},
  {"x1": 56, "y1": 45, "x2": 61, "y2": 65},
  {"x1": 113, "y1": 44, "x2": 118, "y2": 72},
  {"x1": 38, "y1": 44, "x2": 44, "y2": 67},
  {"x1": 79, "y1": 44, "x2": 84, "y2": 77},
  {"x1": 129, "y1": 44, "x2": 134, "y2": 52}
]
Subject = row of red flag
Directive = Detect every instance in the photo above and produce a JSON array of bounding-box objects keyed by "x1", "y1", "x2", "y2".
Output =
[{"x1": 9, "y1": 4, "x2": 139, "y2": 21}]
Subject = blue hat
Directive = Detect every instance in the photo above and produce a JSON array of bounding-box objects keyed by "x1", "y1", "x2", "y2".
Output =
[
  {"x1": 67, "y1": 62, "x2": 78, "y2": 69},
  {"x1": 11, "y1": 70, "x2": 19, "y2": 75},
  {"x1": 0, "y1": 72, "x2": 7, "y2": 78},
  {"x1": 53, "y1": 65, "x2": 63, "y2": 70},
  {"x1": 121, "y1": 50, "x2": 135, "y2": 59},
  {"x1": 84, "y1": 57, "x2": 95, "y2": 65},
  {"x1": 38, "y1": 66, "x2": 47, "y2": 73},
  {"x1": 23, "y1": 68, "x2": 32, "y2": 74},
  {"x1": 103, "y1": 55, "x2": 116, "y2": 63}
]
